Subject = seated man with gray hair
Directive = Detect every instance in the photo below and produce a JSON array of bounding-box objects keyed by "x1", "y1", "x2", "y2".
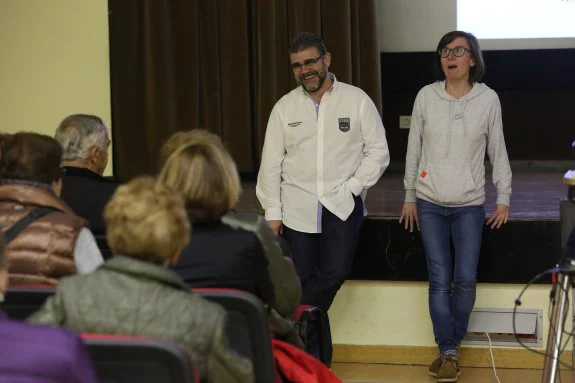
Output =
[{"x1": 55, "y1": 114, "x2": 119, "y2": 237}]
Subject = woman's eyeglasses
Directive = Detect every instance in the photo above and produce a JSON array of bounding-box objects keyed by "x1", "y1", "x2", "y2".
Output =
[{"x1": 439, "y1": 46, "x2": 472, "y2": 58}]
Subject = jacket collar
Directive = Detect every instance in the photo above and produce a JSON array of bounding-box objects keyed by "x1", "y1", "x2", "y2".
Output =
[
  {"x1": 101, "y1": 256, "x2": 189, "y2": 291},
  {"x1": 63, "y1": 166, "x2": 107, "y2": 181},
  {"x1": 0, "y1": 181, "x2": 76, "y2": 215}
]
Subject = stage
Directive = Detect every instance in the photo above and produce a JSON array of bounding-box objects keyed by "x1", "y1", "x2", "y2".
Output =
[{"x1": 237, "y1": 168, "x2": 568, "y2": 284}]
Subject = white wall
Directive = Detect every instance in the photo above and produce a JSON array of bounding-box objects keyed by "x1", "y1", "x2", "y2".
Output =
[
  {"x1": 330, "y1": 280, "x2": 572, "y2": 351},
  {"x1": 0, "y1": 0, "x2": 112, "y2": 175},
  {"x1": 379, "y1": 0, "x2": 456, "y2": 52},
  {"x1": 378, "y1": 0, "x2": 575, "y2": 52}
]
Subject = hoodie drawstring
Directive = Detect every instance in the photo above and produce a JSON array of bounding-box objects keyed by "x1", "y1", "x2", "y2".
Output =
[{"x1": 446, "y1": 101, "x2": 453, "y2": 157}]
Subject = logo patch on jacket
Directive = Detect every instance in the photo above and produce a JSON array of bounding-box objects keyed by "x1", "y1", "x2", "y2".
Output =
[
  {"x1": 421, "y1": 171, "x2": 427, "y2": 178},
  {"x1": 338, "y1": 117, "x2": 350, "y2": 132},
  {"x1": 288, "y1": 121, "x2": 302, "y2": 127}
]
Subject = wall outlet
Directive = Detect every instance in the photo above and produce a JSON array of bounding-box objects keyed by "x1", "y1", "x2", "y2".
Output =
[{"x1": 399, "y1": 115, "x2": 411, "y2": 129}]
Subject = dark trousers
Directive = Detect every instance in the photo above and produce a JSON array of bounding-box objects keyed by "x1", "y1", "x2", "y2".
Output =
[{"x1": 282, "y1": 196, "x2": 364, "y2": 362}]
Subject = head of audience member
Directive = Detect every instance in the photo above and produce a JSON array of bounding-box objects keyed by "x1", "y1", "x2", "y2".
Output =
[
  {"x1": 159, "y1": 129, "x2": 224, "y2": 166},
  {"x1": 104, "y1": 176, "x2": 190, "y2": 267},
  {"x1": 55, "y1": 114, "x2": 110, "y2": 176},
  {"x1": 288, "y1": 32, "x2": 332, "y2": 94},
  {"x1": 158, "y1": 131, "x2": 241, "y2": 223},
  {"x1": 433, "y1": 30, "x2": 485, "y2": 85},
  {"x1": 0, "y1": 132, "x2": 64, "y2": 196},
  {"x1": 0, "y1": 235, "x2": 7, "y2": 301}
]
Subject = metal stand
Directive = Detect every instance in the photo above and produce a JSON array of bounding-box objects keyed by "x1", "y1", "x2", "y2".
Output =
[
  {"x1": 541, "y1": 268, "x2": 572, "y2": 383},
  {"x1": 541, "y1": 180, "x2": 575, "y2": 382}
]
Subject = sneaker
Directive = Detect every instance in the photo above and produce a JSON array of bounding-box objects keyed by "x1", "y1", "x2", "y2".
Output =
[
  {"x1": 428, "y1": 356, "x2": 442, "y2": 377},
  {"x1": 436, "y1": 356, "x2": 462, "y2": 382}
]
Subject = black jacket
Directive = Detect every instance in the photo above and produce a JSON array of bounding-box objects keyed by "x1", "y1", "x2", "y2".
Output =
[
  {"x1": 172, "y1": 212, "x2": 302, "y2": 316},
  {"x1": 60, "y1": 166, "x2": 119, "y2": 236}
]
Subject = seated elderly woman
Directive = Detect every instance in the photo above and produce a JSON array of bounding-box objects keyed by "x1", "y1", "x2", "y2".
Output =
[
  {"x1": 0, "y1": 132, "x2": 103, "y2": 284},
  {"x1": 158, "y1": 130, "x2": 303, "y2": 346},
  {"x1": 29, "y1": 176, "x2": 253, "y2": 383},
  {"x1": 0, "y1": 235, "x2": 98, "y2": 382}
]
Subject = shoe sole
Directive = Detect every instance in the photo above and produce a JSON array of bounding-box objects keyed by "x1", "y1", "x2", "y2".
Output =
[
  {"x1": 436, "y1": 371, "x2": 462, "y2": 382},
  {"x1": 428, "y1": 370, "x2": 438, "y2": 377}
]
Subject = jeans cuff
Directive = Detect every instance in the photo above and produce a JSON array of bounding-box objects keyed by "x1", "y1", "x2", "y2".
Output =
[{"x1": 442, "y1": 349, "x2": 458, "y2": 359}]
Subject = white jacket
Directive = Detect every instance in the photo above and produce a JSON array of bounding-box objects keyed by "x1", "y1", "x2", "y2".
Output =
[{"x1": 257, "y1": 76, "x2": 390, "y2": 233}]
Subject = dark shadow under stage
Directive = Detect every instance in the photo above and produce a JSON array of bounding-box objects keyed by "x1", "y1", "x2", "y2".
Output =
[{"x1": 237, "y1": 170, "x2": 569, "y2": 284}]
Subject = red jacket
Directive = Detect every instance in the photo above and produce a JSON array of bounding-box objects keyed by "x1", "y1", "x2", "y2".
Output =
[{"x1": 273, "y1": 339, "x2": 342, "y2": 383}]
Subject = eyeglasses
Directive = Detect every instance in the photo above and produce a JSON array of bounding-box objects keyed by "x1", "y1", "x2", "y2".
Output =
[
  {"x1": 439, "y1": 46, "x2": 472, "y2": 58},
  {"x1": 291, "y1": 54, "x2": 325, "y2": 71}
]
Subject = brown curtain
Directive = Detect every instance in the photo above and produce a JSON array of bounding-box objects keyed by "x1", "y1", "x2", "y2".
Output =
[{"x1": 109, "y1": 0, "x2": 381, "y2": 181}]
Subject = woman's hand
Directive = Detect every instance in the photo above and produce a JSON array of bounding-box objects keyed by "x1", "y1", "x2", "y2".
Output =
[
  {"x1": 399, "y1": 202, "x2": 419, "y2": 232},
  {"x1": 485, "y1": 204, "x2": 509, "y2": 229}
]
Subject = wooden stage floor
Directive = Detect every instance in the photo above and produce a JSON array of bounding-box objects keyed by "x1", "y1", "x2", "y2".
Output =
[{"x1": 237, "y1": 171, "x2": 567, "y2": 222}]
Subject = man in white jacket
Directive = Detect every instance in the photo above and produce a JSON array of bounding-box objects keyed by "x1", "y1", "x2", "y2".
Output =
[{"x1": 256, "y1": 32, "x2": 390, "y2": 362}]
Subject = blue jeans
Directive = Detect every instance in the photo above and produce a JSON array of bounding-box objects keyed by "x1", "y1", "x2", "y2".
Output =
[
  {"x1": 282, "y1": 195, "x2": 364, "y2": 363},
  {"x1": 417, "y1": 199, "x2": 485, "y2": 355}
]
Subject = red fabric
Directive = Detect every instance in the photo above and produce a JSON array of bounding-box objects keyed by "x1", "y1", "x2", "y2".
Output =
[
  {"x1": 293, "y1": 305, "x2": 318, "y2": 321},
  {"x1": 81, "y1": 333, "x2": 147, "y2": 341},
  {"x1": 8, "y1": 284, "x2": 55, "y2": 289},
  {"x1": 272, "y1": 339, "x2": 342, "y2": 383}
]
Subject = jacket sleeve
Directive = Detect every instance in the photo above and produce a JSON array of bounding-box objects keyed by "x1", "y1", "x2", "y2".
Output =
[
  {"x1": 256, "y1": 104, "x2": 286, "y2": 221},
  {"x1": 347, "y1": 94, "x2": 390, "y2": 196},
  {"x1": 207, "y1": 319, "x2": 254, "y2": 383},
  {"x1": 253, "y1": 240, "x2": 276, "y2": 310},
  {"x1": 27, "y1": 289, "x2": 66, "y2": 325},
  {"x1": 74, "y1": 228, "x2": 104, "y2": 274},
  {"x1": 486, "y1": 93, "x2": 512, "y2": 206},
  {"x1": 404, "y1": 89, "x2": 425, "y2": 203},
  {"x1": 256, "y1": 216, "x2": 302, "y2": 316}
]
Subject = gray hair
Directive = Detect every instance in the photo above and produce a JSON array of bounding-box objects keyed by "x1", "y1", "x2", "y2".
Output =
[{"x1": 55, "y1": 114, "x2": 108, "y2": 161}]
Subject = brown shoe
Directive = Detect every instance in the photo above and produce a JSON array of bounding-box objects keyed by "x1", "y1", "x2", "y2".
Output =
[
  {"x1": 436, "y1": 356, "x2": 462, "y2": 382},
  {"x1": 427, "y1": 356, "x2": 442, "y2": 377}
]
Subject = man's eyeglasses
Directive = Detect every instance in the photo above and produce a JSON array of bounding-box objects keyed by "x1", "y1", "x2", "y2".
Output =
[
  {"x1": 291, "y1": 54, "x2": 325, "y2": 71},
  {"x1": 439, "y1": 46, "x2": 472, "y2": 58}
]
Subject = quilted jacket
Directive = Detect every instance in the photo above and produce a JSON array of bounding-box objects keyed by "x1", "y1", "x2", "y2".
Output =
[{"x1": 29, "y1": 256, "x2": 254, "y2": 383}]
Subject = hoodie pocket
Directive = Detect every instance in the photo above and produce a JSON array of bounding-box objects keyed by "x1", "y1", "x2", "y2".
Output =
[{"x1": 417, "y1": 161, "x2": 477, "y2": 204}]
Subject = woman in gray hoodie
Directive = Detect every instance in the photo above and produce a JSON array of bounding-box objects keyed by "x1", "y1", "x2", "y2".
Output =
[{"x1": 399, "y1": 31, "x2": 512, "y2": 382}]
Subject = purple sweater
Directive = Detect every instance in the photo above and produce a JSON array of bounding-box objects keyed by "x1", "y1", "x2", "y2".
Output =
[{"x1": 0, "y1": 311, "x2": 97, "y2": 383}]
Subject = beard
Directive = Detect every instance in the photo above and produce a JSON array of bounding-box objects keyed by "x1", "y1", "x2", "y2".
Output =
[{"x1": 297, "y1": 66, "x2": 327, "y2": 93}]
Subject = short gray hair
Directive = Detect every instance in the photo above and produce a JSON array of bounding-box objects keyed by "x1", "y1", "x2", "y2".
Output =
[{"x1": 55, "y1": 114, "x2": 108, "y2": 161}]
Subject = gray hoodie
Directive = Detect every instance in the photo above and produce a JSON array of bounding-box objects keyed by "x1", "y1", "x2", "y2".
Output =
[{"x1": 404, "y1": 81, "x2": 512, "y2": 207}]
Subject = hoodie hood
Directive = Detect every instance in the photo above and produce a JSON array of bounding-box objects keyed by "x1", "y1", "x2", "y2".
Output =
[
  {"x1": 430, "y1": 81, "x2": 489, "y2": 157},
  {"x1": 430, "y1": 80, "x2": 489, "y2": 102}
]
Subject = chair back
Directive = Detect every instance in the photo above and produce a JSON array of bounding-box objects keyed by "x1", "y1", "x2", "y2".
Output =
[
  {"x1": 193, "y1": 288, "x2": 276, "y2": 383},
  {"x1": 82, "y1": 334, "x2": 198, "y2": 383},
  {"x1": 2, "y1": 286, "x2": 55, "y2": 320}
]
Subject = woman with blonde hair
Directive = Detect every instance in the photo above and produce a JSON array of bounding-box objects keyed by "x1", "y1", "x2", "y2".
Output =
[
  {"x1": 30, "y1": 176, "x2": 253, "y2": 383},
  {"x1": 158, "y1": 130, "x2": 303, "y2": 346}
]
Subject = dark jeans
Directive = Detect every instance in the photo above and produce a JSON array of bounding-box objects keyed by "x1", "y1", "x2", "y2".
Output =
[
  {"x1": 417, "y1": 199, "x2": 485, "y2": 355},
  {"x1": 283, "y1": 195, "x2": 364, "y2": 363}
]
